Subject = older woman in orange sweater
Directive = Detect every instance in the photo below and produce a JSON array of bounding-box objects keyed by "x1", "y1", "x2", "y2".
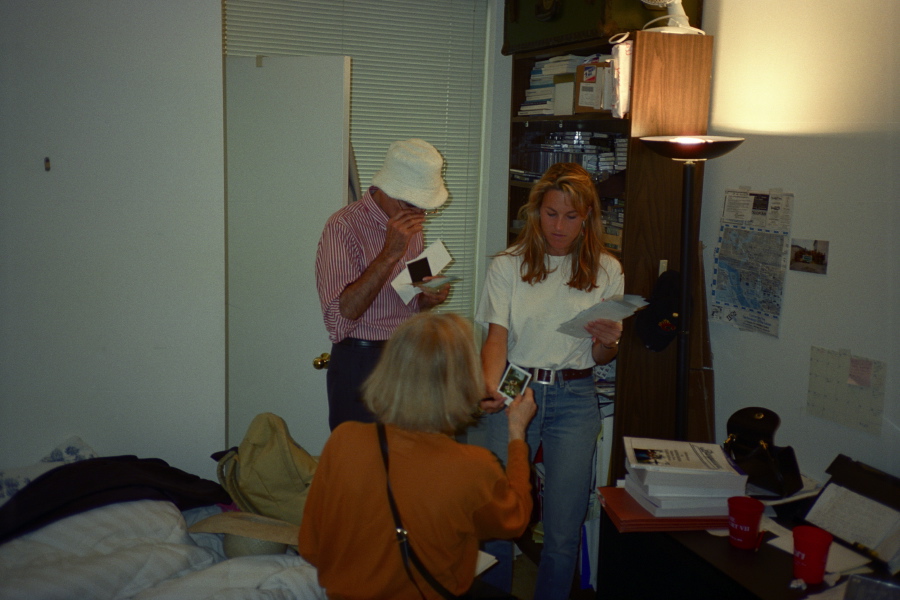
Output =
[{"x1": 298, "y1": 312, "x2": 536, "y2": 599}]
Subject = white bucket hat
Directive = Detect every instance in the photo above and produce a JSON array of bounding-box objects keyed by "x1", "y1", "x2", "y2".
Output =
[{"x1": 371, "y1": 138, "x2": 449, "y2": 210}]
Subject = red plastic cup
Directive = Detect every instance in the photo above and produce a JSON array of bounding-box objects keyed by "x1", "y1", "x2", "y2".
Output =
[
  {"x1": 793, "y1": 525, "x2": 833, "y2": 584},
  {"x1": 728, "y1": 496, "x2": 765, "y2": 549}
]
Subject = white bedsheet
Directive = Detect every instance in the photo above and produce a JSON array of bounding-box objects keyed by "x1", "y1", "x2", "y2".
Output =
[{"x1": 0, "y1": 499, "x2": 326, "y2": 600}]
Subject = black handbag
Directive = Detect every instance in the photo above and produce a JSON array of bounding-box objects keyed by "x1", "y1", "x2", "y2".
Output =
[
  {"x1": 377, "y1": 424, "x2": 515, "y2": 600},
  {"x1": 723, "y1": 407, "x2": 803, "y2": 498}
]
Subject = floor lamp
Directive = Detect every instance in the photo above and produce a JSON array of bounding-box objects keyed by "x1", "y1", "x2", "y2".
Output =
[{"x1": 639, "y1": 135, "x2": 744, "y2": 440}]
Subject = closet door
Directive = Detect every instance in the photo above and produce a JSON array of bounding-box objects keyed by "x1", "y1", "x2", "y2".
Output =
[{"x1": 226, "y1": 55, "x2": 350, "y2": 453}]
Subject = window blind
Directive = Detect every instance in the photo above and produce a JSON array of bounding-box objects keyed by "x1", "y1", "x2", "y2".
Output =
[{"x1": 224, "y1": 0, "x2": 487, "y2": 318}]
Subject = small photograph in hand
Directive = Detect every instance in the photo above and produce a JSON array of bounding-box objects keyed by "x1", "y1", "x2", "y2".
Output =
[
  {"x1": 499, "y1": 363, "x2": 532, "y2": 406},
  {"x1": 406, "y1": 257, "x2": 432, "y2": 284}
]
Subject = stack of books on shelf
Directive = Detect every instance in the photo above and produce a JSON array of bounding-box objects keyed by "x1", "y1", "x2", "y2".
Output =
[
  {"x1": 621, "y1": 436, "x2": 748, "y2": 518},
  {"x1": 601, "y1": 198, "x2": 625, "y2": 252},
  {"x1": 518, "y1": 54, "x2": 582, "y2": 117}
]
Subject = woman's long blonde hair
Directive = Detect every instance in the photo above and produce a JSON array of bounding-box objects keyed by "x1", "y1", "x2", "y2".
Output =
[
  {"x1": 506, "y1": 162, "x2": 610, "y2": 292},
  {"x1": 362, "y1": 312, "x2": 484, "y2": 435}
]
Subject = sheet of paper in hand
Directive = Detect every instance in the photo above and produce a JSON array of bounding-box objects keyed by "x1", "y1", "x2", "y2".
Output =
[{"x1": 557, "y1": 294, "x2": 648, "y2": 338}]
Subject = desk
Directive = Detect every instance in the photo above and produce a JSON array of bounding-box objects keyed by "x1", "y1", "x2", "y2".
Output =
[
  {"x1": 597, "y1": 509, "x2": 829, "y2": 599},
  {"x1": 596, "y1": 487, "x2": 833, "y2": 600}
]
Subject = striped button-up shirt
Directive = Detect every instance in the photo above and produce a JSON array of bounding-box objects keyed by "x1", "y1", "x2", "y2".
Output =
[{"x1": 315, "y1": 188, "x2": 423, "y2": 343}]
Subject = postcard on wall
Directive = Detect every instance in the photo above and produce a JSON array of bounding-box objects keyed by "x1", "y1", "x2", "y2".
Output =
[{"x1": 790, "y1": 238, "x2": 829, "y2": 275}]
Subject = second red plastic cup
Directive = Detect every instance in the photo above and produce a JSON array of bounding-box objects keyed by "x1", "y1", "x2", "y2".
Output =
[
  {"x1": 728, "y1": 496, "x2": 765, "y2": 549},
  {"x1": 793, "y1": 525, "x2": 833, "y2": 584}
]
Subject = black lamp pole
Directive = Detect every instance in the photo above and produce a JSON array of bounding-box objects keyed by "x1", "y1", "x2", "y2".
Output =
[
  {"x1": 675, "y1": 160, "x2": 697, "y2": 441},
  {"x1": 640, "y1": 136, "x2": 745, "y2": 442}
]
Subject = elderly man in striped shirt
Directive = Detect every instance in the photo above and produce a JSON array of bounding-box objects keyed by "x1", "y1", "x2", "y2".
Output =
[{"x1": 315, "y1": 139, "x2": 453, "y2": 430}]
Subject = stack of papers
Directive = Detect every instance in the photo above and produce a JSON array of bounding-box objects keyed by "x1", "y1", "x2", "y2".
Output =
[{"x1": 557, "y1": 295, "x2": 647, "y2": 338}]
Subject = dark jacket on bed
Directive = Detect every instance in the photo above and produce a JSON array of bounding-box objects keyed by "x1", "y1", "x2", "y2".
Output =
[{"x1": 0, "y1": 455, "x2": 230, "y2": 545}]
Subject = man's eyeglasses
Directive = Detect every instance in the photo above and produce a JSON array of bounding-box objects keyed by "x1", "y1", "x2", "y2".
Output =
[{"x1": 397, "y1": 199, "x2": 441, "y2": 216}]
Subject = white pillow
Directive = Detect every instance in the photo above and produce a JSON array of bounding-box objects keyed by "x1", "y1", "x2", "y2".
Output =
[{"x1": 0, "y1": 436, "x2": 97, "y2": 507}]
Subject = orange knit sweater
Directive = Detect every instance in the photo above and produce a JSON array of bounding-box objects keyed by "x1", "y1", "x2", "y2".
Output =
[{"x1": 298, "y1": 421, "x2": 532, "y2": 599}]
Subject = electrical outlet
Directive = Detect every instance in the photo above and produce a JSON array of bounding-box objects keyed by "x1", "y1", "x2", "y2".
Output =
[{"x1": 659, "y1": 259, "x2": 668, "y2": 276}]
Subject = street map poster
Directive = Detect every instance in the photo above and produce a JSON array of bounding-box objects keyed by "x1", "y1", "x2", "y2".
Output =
[{"x1": 710, "y1": 189, "x2": 794, "y2": 337}]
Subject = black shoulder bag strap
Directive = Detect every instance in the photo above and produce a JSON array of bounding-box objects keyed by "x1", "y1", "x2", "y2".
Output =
[{"x1": 377, "y1": 423, "x2": 459, "y2": 600}]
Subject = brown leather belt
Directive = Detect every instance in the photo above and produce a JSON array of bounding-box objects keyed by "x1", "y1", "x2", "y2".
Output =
[{"x1": 528, "y1": 367, "x2": 593, "y2": 385}]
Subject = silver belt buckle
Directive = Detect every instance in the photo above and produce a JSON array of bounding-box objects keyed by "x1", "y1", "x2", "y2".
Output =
[{"x1": 532, "y1": 368, "x2": 555, "y2": 385}]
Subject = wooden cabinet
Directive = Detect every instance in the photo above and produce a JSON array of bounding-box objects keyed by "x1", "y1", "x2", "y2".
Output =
[{"x1": 505, "y1": 31, "x2": 717, "y2": 482}]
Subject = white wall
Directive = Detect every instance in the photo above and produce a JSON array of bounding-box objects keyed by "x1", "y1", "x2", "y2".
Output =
[
  {"x1": 0, "y1": 1, "x2": 226, "y2": 479},
  {"x1": 478, "y1": 1, "x2": 513, "y2": 271},
  {"x1": 699, "y1": 0, "x2": 899, "y2": 481},
  {"x1": 481, "y1": 1, "x2": 898, "y2": 482}
]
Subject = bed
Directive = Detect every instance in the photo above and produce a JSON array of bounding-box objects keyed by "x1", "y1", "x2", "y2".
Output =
[{"x1": 0, "y1": 437, "x2": 326, "y2": 600}]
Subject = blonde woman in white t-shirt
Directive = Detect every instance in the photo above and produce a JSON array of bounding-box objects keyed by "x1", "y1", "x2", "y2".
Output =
[{"x1": 475, "y1": 162, "x2": 623, "y2": 600}]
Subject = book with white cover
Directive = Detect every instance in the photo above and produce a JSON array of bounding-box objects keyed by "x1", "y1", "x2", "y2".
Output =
[
  {"x1": 625, "y1": 436, "x2": 741, "y2": 473},
  {"x1": 626, "y1": 466, "x2": 746, "y2": 490},
  {"x1": 623, "y1": 478, "x2": 730, "y2": 517},
  {"x1": 624, "y1": 436, "x2": 747, "y2": 489},
  {"x1": 623, "y1": 472, "x2": 744, "y2": 499}
]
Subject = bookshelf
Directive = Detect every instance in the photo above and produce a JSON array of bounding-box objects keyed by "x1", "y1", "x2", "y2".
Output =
[{"x1": 505, "y1": 31, "x2": 717, "y2": 482}]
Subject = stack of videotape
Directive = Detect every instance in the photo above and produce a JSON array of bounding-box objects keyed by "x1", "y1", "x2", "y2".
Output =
[
  {"x1": 601, "y1": 198, "x2": 624, "y2": 253},
  {"x1": 541, "y1": 131, "x2": 624, "y2": 177}
]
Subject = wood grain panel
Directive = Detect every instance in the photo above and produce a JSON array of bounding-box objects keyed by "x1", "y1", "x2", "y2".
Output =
[{"x1": 609, "y1": 32, "x2": 716, "y2": 483}]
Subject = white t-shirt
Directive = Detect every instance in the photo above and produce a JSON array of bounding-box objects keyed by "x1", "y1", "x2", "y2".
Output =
[{"x1": 476, "y1": 251, "x2": 624, "y2": 371}]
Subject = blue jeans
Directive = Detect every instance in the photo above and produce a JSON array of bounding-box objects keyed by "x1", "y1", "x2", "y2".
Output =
[{"x1": 480, "y1": 375, "x2": 600, "y2": 600}]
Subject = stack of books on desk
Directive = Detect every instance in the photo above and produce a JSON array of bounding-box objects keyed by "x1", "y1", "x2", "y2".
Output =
[{"x1": 622, "y1": 436, "x2": 748, "y2": 517}]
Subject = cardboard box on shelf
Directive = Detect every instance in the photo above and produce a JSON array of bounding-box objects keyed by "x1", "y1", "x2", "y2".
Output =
[{"x1": 575, "y1": 61, "x2": 612, "y2": 114}]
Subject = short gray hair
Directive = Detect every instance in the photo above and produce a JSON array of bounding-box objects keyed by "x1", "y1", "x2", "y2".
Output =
[{"x1": 362, "y1": 312, "x2": 484, "y2": 434}]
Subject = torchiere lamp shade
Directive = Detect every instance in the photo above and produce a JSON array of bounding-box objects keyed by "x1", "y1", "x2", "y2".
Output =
[{"x1": 640, "y1": 135, "x2": 745, "y2": 162}]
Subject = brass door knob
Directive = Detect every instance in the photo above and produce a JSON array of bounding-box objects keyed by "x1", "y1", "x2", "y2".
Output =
[{"x1": 313, "y1": 352, "x2": 330, "y2": 370}]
